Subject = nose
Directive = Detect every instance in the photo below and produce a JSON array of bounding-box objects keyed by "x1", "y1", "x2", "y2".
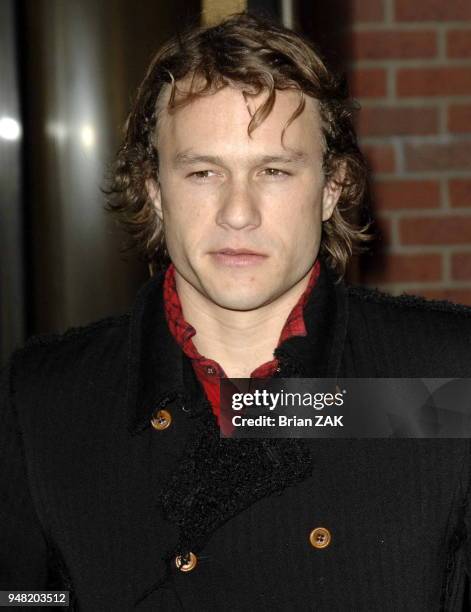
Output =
[{"x1": 215, "y1": 179, "x2": 261, "y2": 231}]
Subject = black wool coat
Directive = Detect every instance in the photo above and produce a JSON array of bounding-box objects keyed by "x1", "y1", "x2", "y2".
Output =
[{"x1": 1, "y1": 255, "x2": 471, "y2": 611}]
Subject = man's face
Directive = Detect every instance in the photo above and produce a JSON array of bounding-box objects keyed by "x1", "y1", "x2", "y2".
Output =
[{"x1": 148, "y1": 82, "x2": 342, "y2": 312}]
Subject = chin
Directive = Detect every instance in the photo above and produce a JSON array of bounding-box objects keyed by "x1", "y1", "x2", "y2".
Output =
[{"x1": 207, "y1": 290, "x2": 266, "y2": 312}]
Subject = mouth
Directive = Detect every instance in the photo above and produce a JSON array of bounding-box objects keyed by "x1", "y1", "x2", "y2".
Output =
[
  {"x1": 210, "y1": 248, "x2": 268, "y2": 268},
  {"x1": 215, "y1": 248, "x2": 266, "y2": 256}
]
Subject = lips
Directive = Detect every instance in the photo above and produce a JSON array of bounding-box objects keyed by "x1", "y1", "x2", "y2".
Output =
[
  {"x1": 211, "y1": 249, "x2": 268, "y2": 268},
  {"x1": 215, "y1": 248, "x2": 265, "y2": 256}
]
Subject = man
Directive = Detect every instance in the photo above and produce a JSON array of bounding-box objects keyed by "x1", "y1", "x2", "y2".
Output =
[{"x1": 1, "y1": 11, "x2": 471, "y2": 611}]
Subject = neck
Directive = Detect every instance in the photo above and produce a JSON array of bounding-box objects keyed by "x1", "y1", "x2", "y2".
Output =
[{"x1": 174, "y1": 268, "x2": 312, "y2": 377}]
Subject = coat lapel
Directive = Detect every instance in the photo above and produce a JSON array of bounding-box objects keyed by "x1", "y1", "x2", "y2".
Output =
[
  {"x1": 157, "y1": 359, "x2": 314, "y2": 556},
  {"x1": 273, "y1": 253, "x2": 350, "y2": 379},
  {"x1": 126, "y1": 266, "x2": 187, "y2": 435}
]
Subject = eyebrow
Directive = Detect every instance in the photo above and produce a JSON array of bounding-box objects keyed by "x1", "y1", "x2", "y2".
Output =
[{"x1": 172, "y1": 150, "x2": 309, "y2": 167}]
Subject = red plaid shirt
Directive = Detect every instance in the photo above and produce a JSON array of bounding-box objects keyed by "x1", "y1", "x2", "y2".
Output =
[{"x1": 163, "y1": 259, "x2": 321, "y2": 434}]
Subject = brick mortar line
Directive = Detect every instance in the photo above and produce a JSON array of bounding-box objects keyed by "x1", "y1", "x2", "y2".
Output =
[
  {"x1": 438, "y1": 99, "x2": 448, "y2": 134},
  {"x1": 350, "y1": 23, "x2": 471, "y2": 32},
  {"x1": 387, "y1": 65, "x2": 395, "y2": 102},
  {"x1": 437, "y1": 27, "x2": 447, "y2": 62},
  {"x1": 378, "y1": 209, "x2": 471, "y2": 218},
  {"x1": 367, "y1": 170, "x2": 471, "y2": 180},
  {"x1": 374, "y1": 281, "x2": 471, "y2": 291},
  {"x1": 362, "y1": 133, "x2": 471, "y2": 144},
  {"x1": 383, "y1": 245, "x2": 471, "y2": 254},
  {"x1": 388, "y1": 136, "x2": 406, "y2": 175},
  {"x1": 356, "y1": 97, "x2": 471, "y2": 107},
  {"x1": 384, "y1": 0, "x2": 393, "y2": 25},
  {"x1": 394, "y1": 135, "x2": 406, "y2": 174},
  {"x1": 349, "y1": 58, "x2": 471, "y2": 69}
]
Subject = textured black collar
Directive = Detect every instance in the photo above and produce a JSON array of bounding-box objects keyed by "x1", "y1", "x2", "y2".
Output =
[{"x1": 126, "y1": 254, "x2": 349, "y2": 435}]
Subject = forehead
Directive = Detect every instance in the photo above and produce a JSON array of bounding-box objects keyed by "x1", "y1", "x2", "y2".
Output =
[{"x1": 155, "y1": 81, "x2": 324, "y2": 158}]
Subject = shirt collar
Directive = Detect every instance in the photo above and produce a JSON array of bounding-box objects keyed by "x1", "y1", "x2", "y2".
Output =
[
  {"x1": 163, "y1": 259, "x2": 321, "y2": 379},
  {"x1": 126, "y1": 254, "x2": 349, "y2": 435}
]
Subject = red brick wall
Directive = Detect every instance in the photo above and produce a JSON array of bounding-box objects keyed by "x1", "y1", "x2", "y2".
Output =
[{"x1": 347, "y1": 0, "x2": 471, "y2": 305}]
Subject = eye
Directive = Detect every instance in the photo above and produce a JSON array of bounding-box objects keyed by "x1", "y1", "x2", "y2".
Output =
[
  {"x1": 263, "y1": 168, "x2": 290, "y2": 178},
  {"x1": 188, "y1": 170, "x2": 216, "y2": 181}
]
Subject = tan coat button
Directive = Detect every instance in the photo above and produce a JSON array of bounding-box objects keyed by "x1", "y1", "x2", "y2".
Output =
[
  {"x1": 151, "y1": 409, "x2": 172, "y2": 430},
  {"x1": 309, "y1": 527, "x2": 331, "y2": 549},
  {"x1": 175, "y1": 552, "x2": 197, "y2": 572}
]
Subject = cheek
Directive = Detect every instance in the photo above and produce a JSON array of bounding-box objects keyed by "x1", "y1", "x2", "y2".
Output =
[
  {"x1": 162, "y1": 201, "x2": 208, "y2": 251},
  {"x1": 278, "y1": 188, "x2": 323, "y2": 229},
  {"x1": 160, "y1": 179, "x2": 197, "y2": 221},
  {"x1": 266, "y1": 203, "x2": 321, "y2": 257},
  {"x1": 280, "y1": 196, "x2": 324, "y2": 258}
]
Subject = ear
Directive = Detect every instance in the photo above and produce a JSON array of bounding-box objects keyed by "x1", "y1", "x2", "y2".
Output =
[
  {"x1": 321, "y1": 162, "x2": 346, "y2": 222},
  {"x1": 146, "y1": 178, "x2": 163, "y2": 221}
]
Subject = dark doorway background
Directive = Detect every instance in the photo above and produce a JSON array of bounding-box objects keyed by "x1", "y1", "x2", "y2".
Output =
[{"x1": 1, "y1": 0, "x2": 201, "y2": 364}]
